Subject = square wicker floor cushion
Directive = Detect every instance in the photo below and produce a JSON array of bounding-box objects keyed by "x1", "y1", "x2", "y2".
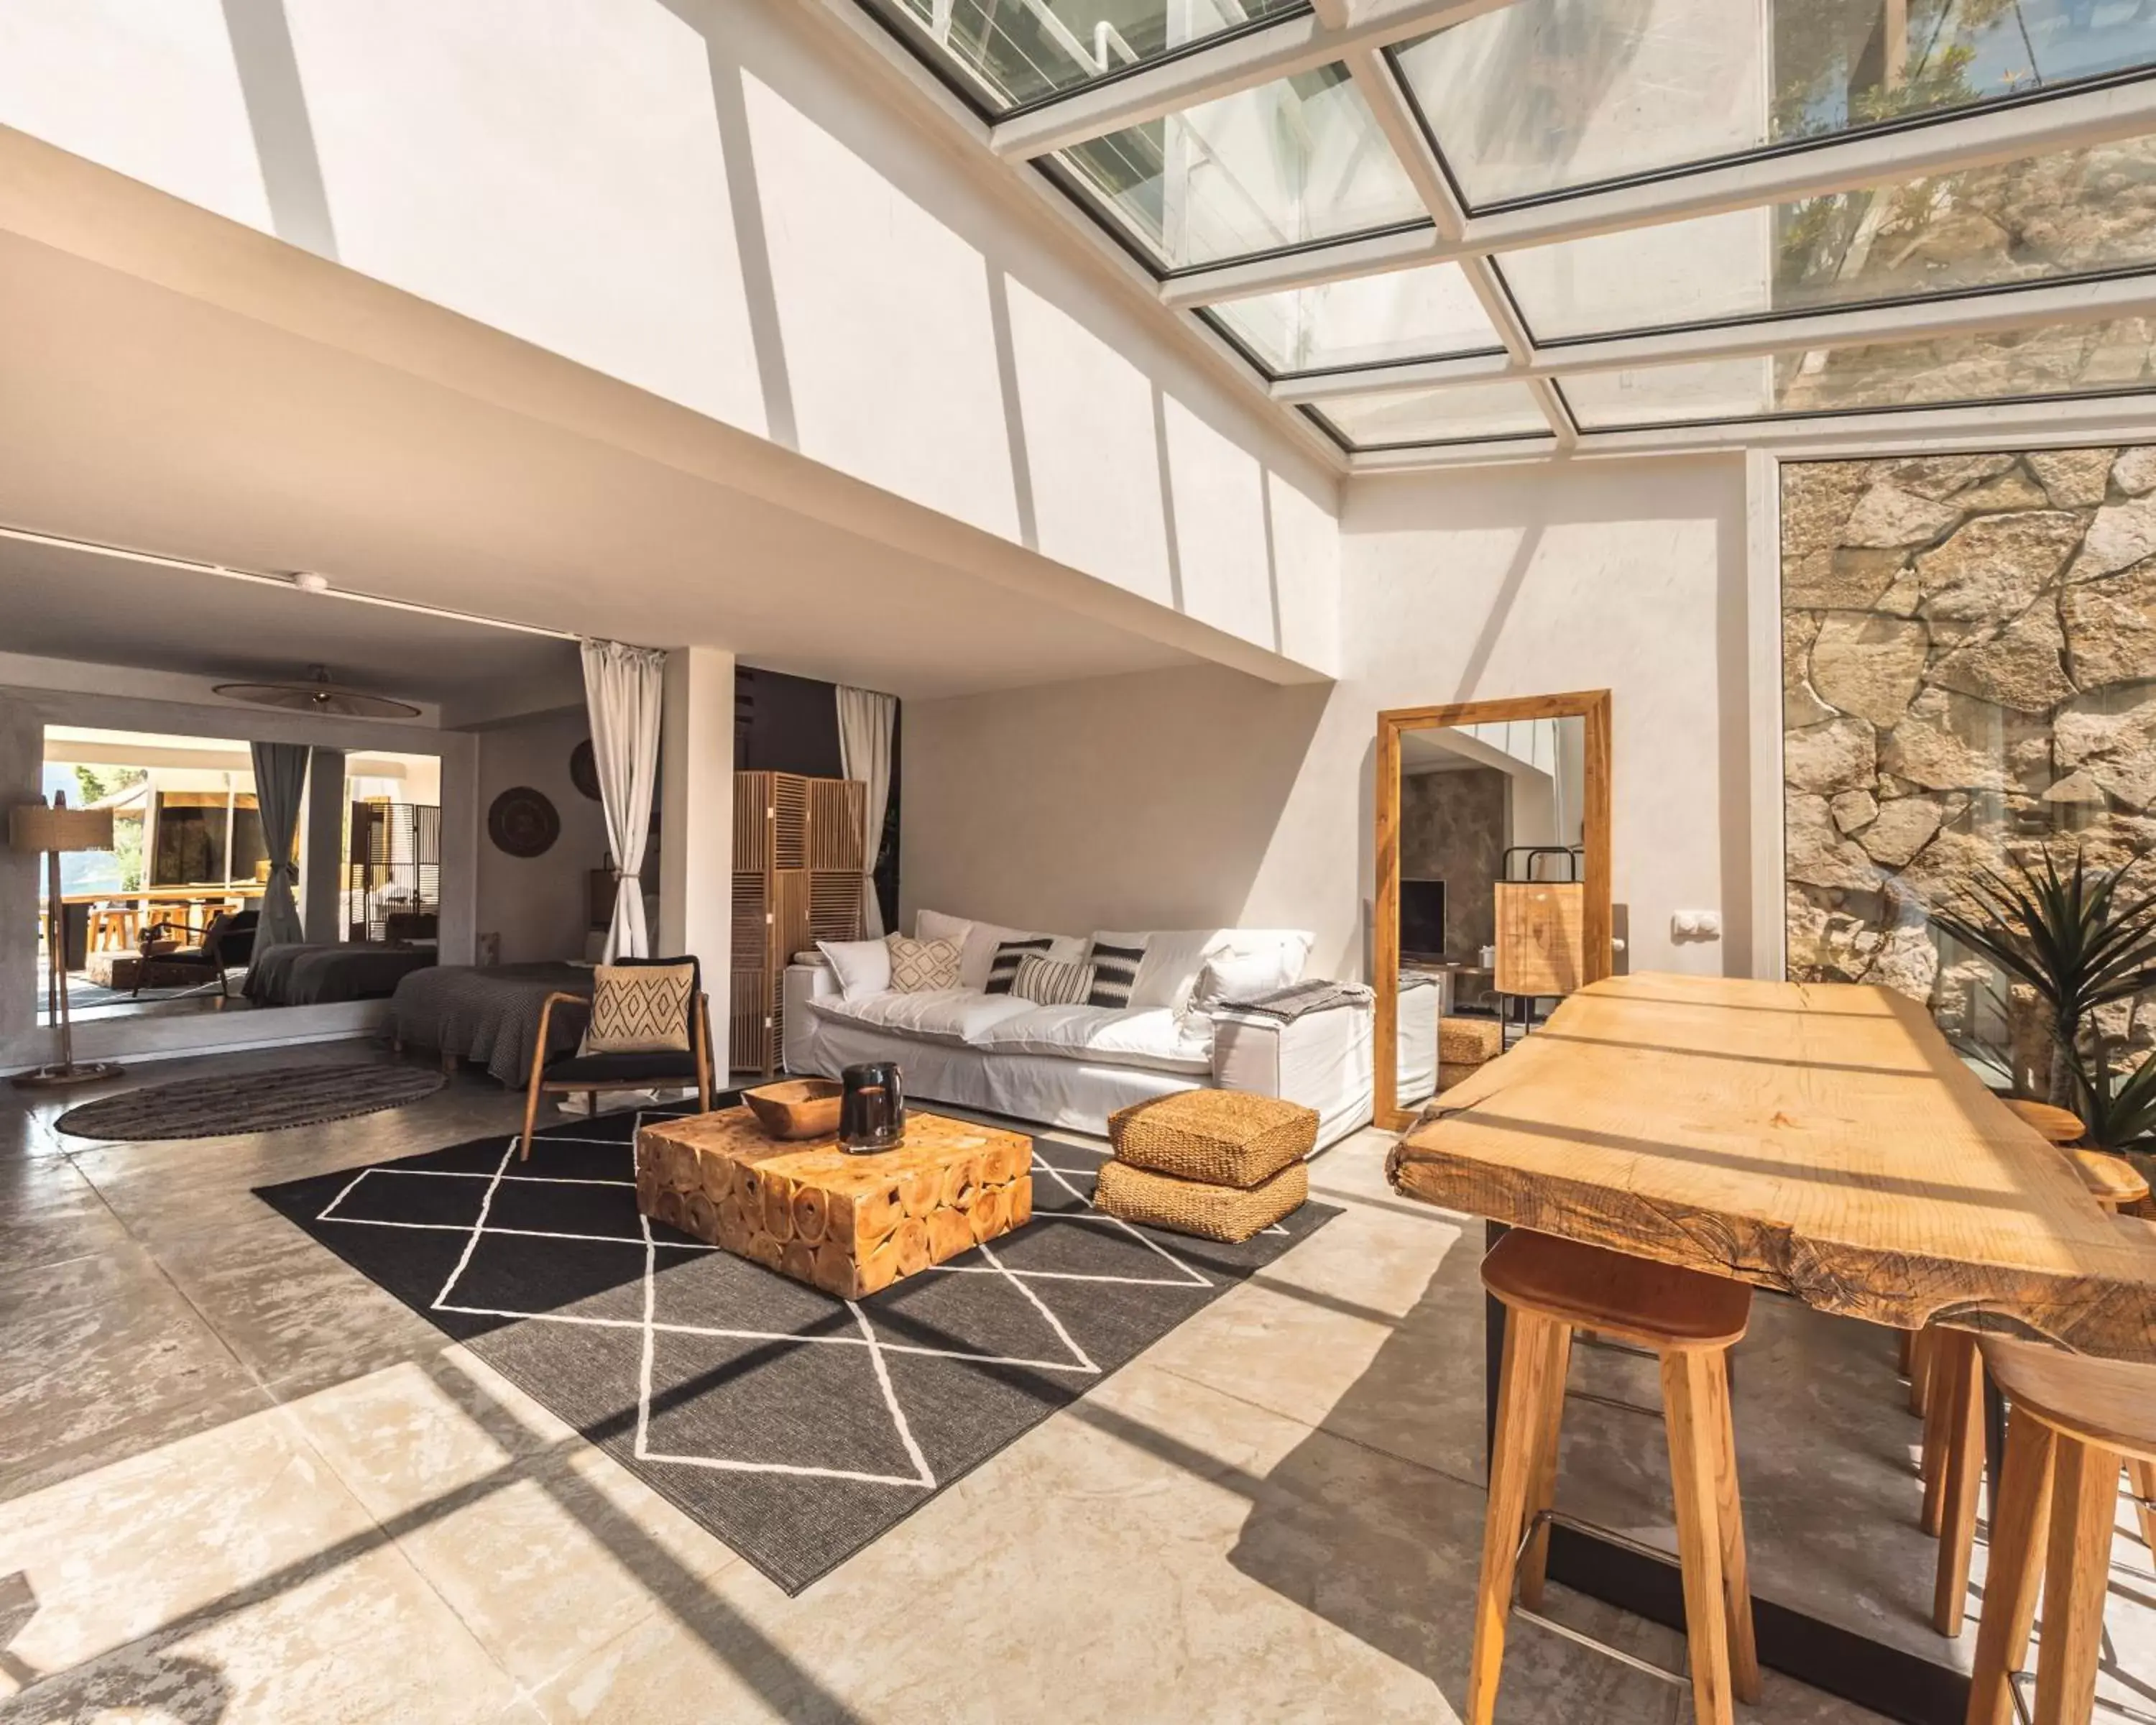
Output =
[
  {"x1": 1106, "y1": 1090, "x2": 1317, "y2": 1189},
  {"x1": 1094, "y1": 1158, "x2": 1309, "y2": 1244}
]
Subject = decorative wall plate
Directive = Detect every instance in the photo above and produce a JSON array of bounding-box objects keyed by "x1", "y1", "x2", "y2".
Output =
[
  {"x1": 488, "y1": 786, "x2": 561, "y2": 857},
  {"x1": 569, "y1": 738, "x2": 602, "y2": 801}
]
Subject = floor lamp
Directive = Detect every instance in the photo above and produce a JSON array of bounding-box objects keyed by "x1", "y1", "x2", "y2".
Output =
[{"x1": 11, "y1": 792, "x2": 124, "y2": 1089}]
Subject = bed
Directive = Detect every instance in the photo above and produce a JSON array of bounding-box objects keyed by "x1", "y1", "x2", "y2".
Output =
[
  {"x1": 244, "y1": 942, "x2": 438, "y2": 1007},
  {"x1": 389, "y1": 962, "x2": 594, "y2": 1087}
]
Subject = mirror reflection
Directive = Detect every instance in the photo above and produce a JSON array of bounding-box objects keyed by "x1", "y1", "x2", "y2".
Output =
[{"x1": 34, "y1": 724, "x2": 441, "y2": 1027}]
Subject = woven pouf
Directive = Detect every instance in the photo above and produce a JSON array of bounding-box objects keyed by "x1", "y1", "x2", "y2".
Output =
[
  {"x1": 1439, "y1": 1016, "x2": 1503, "y2": 1067},
  {"x1": 1107, "y1": 1090, "x2": 1317, "y2": 1189},
  {"x1": 1095, "y1": 1157, "x2": 1308, "y2": 1243}
]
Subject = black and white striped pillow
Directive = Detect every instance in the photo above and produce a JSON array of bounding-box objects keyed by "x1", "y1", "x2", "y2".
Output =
[
  {"x1": 984, "y1": 937, "x2": 1054, "y2": 995},
  {"x1": 1011, "y1": 953, "x2": 1096, "y2": 1006},
  {"x1": 1084, "y1": 938, "x2": 1147, "y2": 1008}
]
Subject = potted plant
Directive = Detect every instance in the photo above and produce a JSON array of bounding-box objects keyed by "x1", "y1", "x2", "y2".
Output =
[{"x1": 1927, "y1": 849, "x2": 2156, "y2": 1114}]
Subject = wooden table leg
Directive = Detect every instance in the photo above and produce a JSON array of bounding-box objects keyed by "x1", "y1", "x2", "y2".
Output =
[{"x1": 1662, "y1": 1347, "x2": 1738, "y2": 1725}]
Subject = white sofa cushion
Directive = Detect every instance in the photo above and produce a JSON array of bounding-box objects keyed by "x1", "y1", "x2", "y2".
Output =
[
  {"x1": 916, "y1": 908, "x2": 1084, "y2": 993},
  {"x1": 1088, "y1": 928, "x2": 1316, "y2": 1013},
  {"x1": 971, "y1": 1003, "x2": 1215, "y2": 1075},
  {"x1": 816, "y1": 937, "x2": 890, "y2": 1000},
  {"x1": 811, "y1": 988, "x2": 1033, "y2": 1046}
]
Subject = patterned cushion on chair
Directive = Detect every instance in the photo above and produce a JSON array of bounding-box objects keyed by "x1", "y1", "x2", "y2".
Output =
[{"x1": 579, "y1": 960, "x2": 696, "y2": 1055}]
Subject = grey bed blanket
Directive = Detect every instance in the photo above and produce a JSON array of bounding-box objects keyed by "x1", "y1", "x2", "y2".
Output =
[
  {"x1": 390, "y1": 962, "x2": 593, "y2": 1087},
  {"x1": 245, "y1": 942, "x2": 436, "y2": 1007}
]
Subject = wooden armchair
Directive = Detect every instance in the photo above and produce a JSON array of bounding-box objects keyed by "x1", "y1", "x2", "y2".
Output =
[{"x1": 520, "y1": 957, "x2": 714, "y2": 1156}]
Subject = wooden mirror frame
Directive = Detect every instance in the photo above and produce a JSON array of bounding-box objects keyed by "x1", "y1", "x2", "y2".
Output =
[{"x1": 1374, "y1": 691, "x2": 1613, "y2": 1131}]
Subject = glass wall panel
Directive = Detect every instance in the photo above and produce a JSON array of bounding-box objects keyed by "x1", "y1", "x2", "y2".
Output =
[
  {"x1": 1781, "y1": 446, "x2": 2156, "y2": 1141},
  {"x1": 862, "y1": 0, "x2": 1307, "y2": 111},
  {"x1": 1396, "y1": 0, "x2": 2156, "y2": 209},
  {"x1": 1207, "y1": 260, "x2": 1503, "y2": 373},
  {"x1": 1561, "y1": 318, "x2": 2156, "y2": 428},
  {"x1": 1312, "y1": 380, "x2": 1549, "y2": 446},
  {"x1": 1501, "y1": 139, "x2": 2156, "y2": 341},
  {"x1": 1057, "y1": 65, "x2": 1427, "y2": 270}
]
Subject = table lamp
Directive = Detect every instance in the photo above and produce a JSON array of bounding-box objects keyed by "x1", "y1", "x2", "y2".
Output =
[{"x1": 10, "y1": 791, "x2": 123, "y2": 1088}]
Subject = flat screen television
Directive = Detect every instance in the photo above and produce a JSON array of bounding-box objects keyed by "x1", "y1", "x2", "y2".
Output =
[{"x1": 1400, "y1": 878, "x2": 1446, "y2": 960}]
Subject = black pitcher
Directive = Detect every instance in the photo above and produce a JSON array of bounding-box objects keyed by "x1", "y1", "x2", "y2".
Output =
[{"x1": 839, "y1": 1062, "x2": 906, "y2": 1154}]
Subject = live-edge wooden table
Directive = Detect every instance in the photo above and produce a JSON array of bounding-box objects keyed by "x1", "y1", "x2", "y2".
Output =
[{"x1": 1388, "y1": 972, "x2": 2156, "y2": 1725}]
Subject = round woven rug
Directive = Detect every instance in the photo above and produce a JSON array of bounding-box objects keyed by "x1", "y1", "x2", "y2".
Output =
[{"x1": 57, "y1": 1064, "x2": 447, "y2": 1141}]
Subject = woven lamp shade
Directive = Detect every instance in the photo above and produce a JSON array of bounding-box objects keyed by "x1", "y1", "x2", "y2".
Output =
[{"x1": 9, "y1": 805, "x2": 114, "y2": 853}]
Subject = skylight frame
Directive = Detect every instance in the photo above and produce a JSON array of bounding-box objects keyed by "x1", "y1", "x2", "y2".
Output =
[{"x1": 819, "y1": 0, "x2": 2156, "y2": 467}]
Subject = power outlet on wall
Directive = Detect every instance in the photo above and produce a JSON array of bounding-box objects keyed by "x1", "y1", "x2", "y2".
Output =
[{"x1": 1671, "y1": 910, "x2": 1722, "y2": 942}]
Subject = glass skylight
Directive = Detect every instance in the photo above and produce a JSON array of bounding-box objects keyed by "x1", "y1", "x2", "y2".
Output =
[
  {"x1": 1560, "y1": 317, "x2": 2156, "y2": 428},
  {"x1": 1055, "y1": 65, "x2": 1429, "y2": 270},
  {"x1": 1393, "y1": 0, "x2": 2156, "y2": 210},
  {"x1": 863, "y1": 0, "x2": 1309, "y2": 111},
  {"x1": 1500, "y1": 138, "x2": 2156, "y2": 341},
  {"x1": 1207, "y1": 261, "x2": 1504, "y2": 374},
  {"x1": 1312, "y1": 380, "x2": 1550, "y2": 448}
]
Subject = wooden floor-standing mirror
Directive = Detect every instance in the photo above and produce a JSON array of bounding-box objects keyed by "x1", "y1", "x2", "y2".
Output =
[{"x1": 1375, "y1": 692, "x2": 1613, "y2": 1131}]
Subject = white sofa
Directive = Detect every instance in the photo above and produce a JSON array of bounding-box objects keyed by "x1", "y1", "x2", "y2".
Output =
[{"x1": 781, "y1": 912, "x2": 1373, "y2": 1148}]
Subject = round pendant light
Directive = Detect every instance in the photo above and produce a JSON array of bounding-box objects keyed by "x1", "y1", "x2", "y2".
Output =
[{"x1": 212, "y1": 664, "x2": 420, "y2": 720}]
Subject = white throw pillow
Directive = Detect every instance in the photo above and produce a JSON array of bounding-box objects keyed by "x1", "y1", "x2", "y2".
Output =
[
  {"x1": 817, "y1": 937, "x2": 890, "y2": 1001},
  {"x1": 915, "y1": 908, "x2": 973, "y2": 948},
  {"x1": 1190, "y1": 947, "x2": 1295, "y2": 1011}
]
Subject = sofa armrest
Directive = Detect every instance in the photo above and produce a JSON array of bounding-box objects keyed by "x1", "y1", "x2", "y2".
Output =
[
  {"x1": 781, "y1": 960, "x2": 839, "y2": 1075},
  {"x1": 1208, "y1": 985, "x2": 1373, "y2": 1148}
]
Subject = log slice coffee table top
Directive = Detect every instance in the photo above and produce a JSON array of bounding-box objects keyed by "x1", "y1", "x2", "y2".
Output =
[
  {"x1": 636, "y1": 1107, "x2": 1035, "y2": 1300},
  {"x1": 1388, "y1": 972, "x2": 2156, "y2": 1363}
]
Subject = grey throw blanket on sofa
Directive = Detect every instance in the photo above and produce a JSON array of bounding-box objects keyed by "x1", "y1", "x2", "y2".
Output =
[{"x1": 1215, "y1": 980, "x2": 1373, "y2": 1022}]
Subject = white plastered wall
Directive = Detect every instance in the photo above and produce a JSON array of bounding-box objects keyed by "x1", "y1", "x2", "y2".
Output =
[
  {"x1": 903, "y1": 454, "x2": 1756, "y2": 984},
  {"x1": 0, "y1": 0, "x2": 1340, "y2": 677}
]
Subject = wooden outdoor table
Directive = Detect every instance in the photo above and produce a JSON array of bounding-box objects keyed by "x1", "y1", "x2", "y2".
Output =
[{"x1": 1387, "y1": 972, "x2": 2156, "y2": 1725}]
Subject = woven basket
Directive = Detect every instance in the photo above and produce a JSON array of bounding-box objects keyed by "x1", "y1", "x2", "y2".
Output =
[
  {"x1": 1094, "y1": 1158, "x2": 1308, "y2": 1243},
  {"x1": 1438, "y1": 1016, "x2": 1503, "y2": 1066},
  {"x1": 1107, "y1": 1090, "x2": 1317, "y2": 1189}
]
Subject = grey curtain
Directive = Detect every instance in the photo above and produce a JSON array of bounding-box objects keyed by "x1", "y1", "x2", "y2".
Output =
[{"x1": 249, "y1": 740, "x2": 308, "y2": 949}]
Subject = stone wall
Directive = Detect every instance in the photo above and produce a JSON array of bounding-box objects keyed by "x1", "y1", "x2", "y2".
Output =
[
  {"x1": 1400, "y1": 765, "x2": 1507, "y2": 960},
  {"x1": 1784, "y1": 445, "x2": 2156, "y2": 1074}
]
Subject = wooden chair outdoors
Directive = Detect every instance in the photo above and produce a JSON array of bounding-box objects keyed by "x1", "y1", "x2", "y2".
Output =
[{"x1": 520, "y1": 955, "x2": 714, "y2": 1156}]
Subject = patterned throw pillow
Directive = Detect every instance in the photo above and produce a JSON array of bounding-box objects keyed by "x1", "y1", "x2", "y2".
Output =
[
  {"x1": 1012, "y1": 953, "x2": 1097, "y2": 1006},
  {"x1": 579, "y1": 962, "x2": 694, "y2": 1054},
  {"x1": 1084, "y1": 938, "x2": 1147, "y2": 1009},
  {"x1": 985, "y1": 937, "x2": 1054, "y2": 994},
  {"x1": 886, "y1": 934, "x2": 962, "y2": 993}
]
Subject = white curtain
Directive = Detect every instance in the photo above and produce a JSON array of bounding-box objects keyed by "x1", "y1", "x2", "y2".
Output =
[
  {"x1": 837, "y1": 686, "x2": 896, "y2": 938},
  {"x1": 249, "y1": 740, "x2": 308, "y2": 949},
  {"x1": 581, "y1": 638, "x2": 668, "y2": 961}
]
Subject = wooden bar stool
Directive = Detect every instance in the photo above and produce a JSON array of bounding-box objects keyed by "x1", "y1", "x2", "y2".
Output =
[
  {"x1": 1966, "y1": 1337, "x2": 2156, "y2": 1725},
  {"x1": 1922, "y1": 1327, "x2": 1988, "y2": 1634},
  {"x1": 2068, "y1": 1149, "x2": 2150, "y2": 1214},
  {"x1": 1471, "y1": 1230, "x2": 1759, "y2": 1725},
  {"x1": 2004, "y1": 1099, "x2": 2085, "y2": 1145}
]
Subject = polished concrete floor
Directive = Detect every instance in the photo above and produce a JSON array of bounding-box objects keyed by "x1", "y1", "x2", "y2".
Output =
[{"x1": 0, "y1": 1040, "x2": 2144, "y2": 1721}]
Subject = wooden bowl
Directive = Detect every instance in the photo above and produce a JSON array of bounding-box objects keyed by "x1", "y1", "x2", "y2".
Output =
[{"x1": 744, "y1": 1078, "x2": 843, "y2": 1141}]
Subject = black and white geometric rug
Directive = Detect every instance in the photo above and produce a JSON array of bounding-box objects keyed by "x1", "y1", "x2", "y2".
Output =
[{"x1": 256, "y1": 1103, "x2": 1335, "y2": 1593}]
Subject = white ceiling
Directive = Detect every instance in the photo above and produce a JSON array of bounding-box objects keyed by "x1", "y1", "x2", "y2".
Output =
[
  {"x1": 0, "y1": 227, "x2": 1205, "y2": 705},
  {"x1": 0, "y1": 532, "x2": 579, "y2": 717}
]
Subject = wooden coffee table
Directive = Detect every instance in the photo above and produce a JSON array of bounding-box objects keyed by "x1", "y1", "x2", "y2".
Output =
[{"x1": 635, "y1": 1107, "x2": 1034, "y2": 1299}]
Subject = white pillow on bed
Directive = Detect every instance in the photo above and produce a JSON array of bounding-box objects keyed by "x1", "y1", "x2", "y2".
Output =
[{"x1": 818, "y1": 937, "x2": 891, "y2": 1000}]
